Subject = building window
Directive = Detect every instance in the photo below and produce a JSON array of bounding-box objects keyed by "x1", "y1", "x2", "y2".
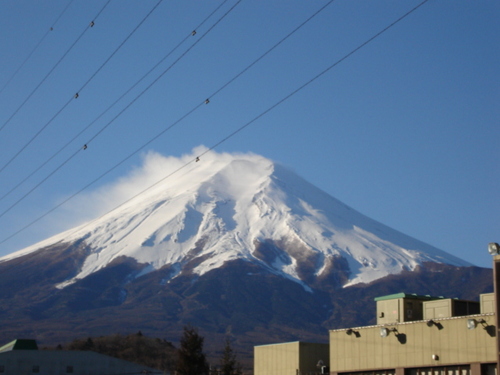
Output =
[
  {"x1": 406, "y1": 366, "x2": 470, "y2": 375},
  {"x1": 32, "y1": 365, "x2": 40, "y2": 373},
  {"x1": 0, "y1": 365, "x2": 5, "y2": 373},
  {"x1": 66, "y1": 365, "x2": 74, "y2": 373},
  {"x1": 340, "y1": 371, "x2": 395, "y2": 375},
  {"x1": 481, "y1": 364, "x2": 496, "y2": 375}
]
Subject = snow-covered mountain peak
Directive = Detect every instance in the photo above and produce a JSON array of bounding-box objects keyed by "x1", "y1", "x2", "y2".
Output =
[{"x1": 1, "y1": 148, "x2": 471, "y2": 289}]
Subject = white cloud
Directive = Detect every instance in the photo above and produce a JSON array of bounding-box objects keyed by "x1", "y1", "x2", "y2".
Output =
[
  {"x1": 0, "y1": 146, "x2": 267, "y2": 258},
  {"x1": 58, "y1": 148, "x2": 202, "y2": 224}
]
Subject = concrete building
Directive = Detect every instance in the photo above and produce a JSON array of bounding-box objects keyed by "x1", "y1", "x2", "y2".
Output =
[
  {"x1": 0, "y1": 339, "x2": 161, "y2": 375},
  {"x1": 255, "y1": 244, "x2": 500, "y2": 375},
  {"x1": 254, "y1": 293, "x2": 497, "y2": 375},
  {"x1": 330, "y1": 293, "x2": 496, "y2": 375},
  {"x1": 254, "y1": 342, "x2": 329, "y2": 375}
]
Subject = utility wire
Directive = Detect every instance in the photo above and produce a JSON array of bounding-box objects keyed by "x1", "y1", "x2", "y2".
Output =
[
  {"x1": 77, "y1": 0, "x2": 165, "y2": 96},
  {"x1": 202, "y1": 0, "x2": 432, "y2": 155},
  {"x1": 0, "y1": 0, "x2": 111, "y2": 136},
  {"x1": 0, "y1": 0, "x2": 164, "y2": 175},
  {"x1": 0, "y1": 0, "x2": 321, "y2": 218},
  {"x1": 208, "y1": 0, "x2": 336, "y2": 100},
  {"x1": 0, "y1": 0, "x2": 230, "y2": 204},
  {"x1": 0, "y1": 0, "x2": 429, "y2": 246},
  {"x1": 83, "y1": 0, "x2": 243, "y2": 148},
  {"x1": 0, "y1": 0, "x2": 241, "y2": 222},
  {"x1": 70, "y1": 0, "x2": 433, "y2": 239},
  {"x1": 0, "y1": 94, "x2": 75, "y2": 175},
  {"x1": 0, "y1": 0, "x2": 76, "y2": 96}
]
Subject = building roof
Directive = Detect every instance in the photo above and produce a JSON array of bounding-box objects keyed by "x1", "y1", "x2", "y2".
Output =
[
  {"x1": 0, "y1": 349, "x2": 161, "y2": 374},
  {"x1": 374, "y1": 293, "x2": 444, "y2": 302},
  {"x1": 254, "y1": 341, "x2": 329, "y2": 348},
  {"x1": 0, "y1": 339, "x2": 38, "y2": 353}
]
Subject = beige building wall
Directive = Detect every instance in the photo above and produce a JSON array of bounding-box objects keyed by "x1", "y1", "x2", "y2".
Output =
[
  {"x1": 255, "y1": 342, "x2": 301, "y2": 375},
  {"x1": 424, "y1": 299, "x2": 480, "y2": 320},
  {"x1": 330, "y1": 313, "x2": 496, "y2": 373},
  {"x1": 255, "y1": 342, "x2": 329, "y2": 375},
  {"x1": 376, "y1": 295, "x2": 432, "y2": 325},
  {"x1": 424, "y1": 299, "x2": 455, "y2": 319},
  {"x1": 481, "y1": 294, "x2": 495, "y2": 314}
]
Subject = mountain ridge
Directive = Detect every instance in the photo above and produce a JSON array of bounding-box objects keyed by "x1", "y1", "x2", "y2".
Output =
[
  {"x1": 0, "y1": 150, "x2": 490, "y2": 369},
  {"x1": 0, "y1": 149, "x2": 470, "y2": 291}
]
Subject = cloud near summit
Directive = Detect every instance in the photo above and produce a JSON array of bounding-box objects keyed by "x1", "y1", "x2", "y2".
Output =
[{"x1": 56, "y1": 147, "x2": 266, "y2": 231}]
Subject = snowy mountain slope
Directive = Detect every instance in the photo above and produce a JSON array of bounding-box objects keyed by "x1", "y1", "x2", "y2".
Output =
[{"x1": 0, "y1": 149, "x2": 470, "y2": 289}]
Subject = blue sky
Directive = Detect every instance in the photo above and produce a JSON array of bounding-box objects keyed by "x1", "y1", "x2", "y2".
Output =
[{"x1": 0, "y1": 0, "x2": 498, "y2": 268}]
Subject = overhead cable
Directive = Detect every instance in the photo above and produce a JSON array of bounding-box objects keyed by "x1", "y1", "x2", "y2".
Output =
[
  {"x1": 0, "y1": 0, "x2": 164, "y2": 175},
  {"x1": 0, "y1": 0, "x2": 76, "y2": 96},
  {"x1": 64, "y1": 0, "x2": 432, "y2": 241},
  {"x1": 83, "y1": 0, "x2": 243, "y2": 147},
  {"x1": 0, "y1": 0, "x2": 230, "y2": 203},
  {"x1": 0, "y1": 0, "x2": 429, "y2": 245},
  {"x1": 0, "y1": 0, "x2": 239, "y2": 218},
  {"x1": 0, "y1": 0, "x2": 321, "y2": 212},
  {"x1": 0, "y1": 0, "x2": 111, "y2": 136}
]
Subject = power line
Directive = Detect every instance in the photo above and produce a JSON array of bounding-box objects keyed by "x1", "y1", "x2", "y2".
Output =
[
  {"x1": 83, "y1": 0, "x2": 242, "y2": 148},
  {"x1": 208, "y1": 0, "x2": 336, "y2": 100},
  {"x1": 0, "y1": 0, "x2": 324, "y2": 217},
  {"x1": 203, "y1": 0, "x2": 433, "y2": 155},
  {"x1": 0, "y1": 0, "x2": 240, "y2": 220},
  {"x1": 0, "y1": 0, "x2": 429, "y2": 246},
  {"x1": 0, "y1": 0, "x2": 164, "y2": 175},
  {"x1": 0, "y1": 0, "x2": 76, "y2": 95},
  {"x1": 0, "y1": 0, "x2": 230, "y2": 204},
  {"x1": 0, "y1": 0, "x2": 111, "y2": 136},
  {"x1": 0, "y1": 94, "x2": 75, "y2": 175},
  {"x1": 0, "y1": 147, "x2": 80, "y2": 221},
  {"x1": 77, "y1": 0, "x2": 164, "y2": 96}
]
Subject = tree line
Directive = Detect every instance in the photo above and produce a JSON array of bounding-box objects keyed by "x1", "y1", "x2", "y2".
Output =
[
  {"x1": 177, "y1": 326, "x2": 242, "y2": 375},
  {"x1": 49, "y1": 326, "x2": 242, "y2": 374}
]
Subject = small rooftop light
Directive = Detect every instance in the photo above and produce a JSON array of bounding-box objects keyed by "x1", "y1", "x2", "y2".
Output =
[
  {"x1": 467, "y1": 319, "x2": 477, "y2": 330},
  {"x1": 467, "y1": 318, "x2": 486, "y2": 330},
  {"x1": 488, "y1": 243, "x2": 500, "y2": 255},
  {"x1": 380, "y1": 327, "x2": 398, "y2": 338}
]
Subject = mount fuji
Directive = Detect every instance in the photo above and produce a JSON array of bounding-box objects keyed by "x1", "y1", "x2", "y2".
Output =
[
  {"x1": 0, "y1": 149, "x2": 490, "y2": 365},
  {"x1": 2, "y1": 149, "x2": 470, "y2": 288}
]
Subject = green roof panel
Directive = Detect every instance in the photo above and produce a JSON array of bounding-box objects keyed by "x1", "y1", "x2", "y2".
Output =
[
  {"x1": 0, "y1": 339, "x2": 38, "y2": 353},
  {"x1": 374, "y1": 293, "x2": 444, "y2": 302}
]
